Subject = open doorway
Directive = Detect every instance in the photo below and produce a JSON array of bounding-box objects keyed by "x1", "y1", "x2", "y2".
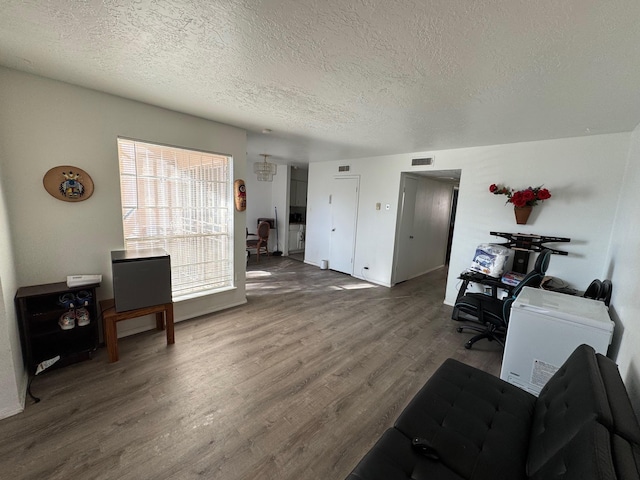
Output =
[
  {"x1": 288, "y1": 166, "x2": 308, "y2": 261},
  {"x1": 392, "y1": 170, "x2": 461, "y2": 284},
  {"x1": 445, "y1": 186, "x2": 459, "y2": 265}
]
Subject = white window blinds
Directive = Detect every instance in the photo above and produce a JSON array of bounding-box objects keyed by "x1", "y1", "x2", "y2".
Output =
[{"x1": 117, "y1": 138, "x2": 234, "y2": 299}]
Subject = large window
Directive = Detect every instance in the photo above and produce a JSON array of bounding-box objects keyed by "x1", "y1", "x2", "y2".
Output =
[{"x1": 117, "y1": 138, "x2": 234, "y2": 300}]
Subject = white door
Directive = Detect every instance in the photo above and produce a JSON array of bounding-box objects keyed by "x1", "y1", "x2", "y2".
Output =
[
  {"x1": 394, "y1": 175, "x2": 418, "y2": 283},
  {"x1": 329, "y1": 176, "x2": 359, "y2": 274}
]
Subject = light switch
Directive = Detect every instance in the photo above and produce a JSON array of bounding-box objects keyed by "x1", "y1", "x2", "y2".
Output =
[{"x1": 376, "y1": 202, "x2": 381, "y2": 210}]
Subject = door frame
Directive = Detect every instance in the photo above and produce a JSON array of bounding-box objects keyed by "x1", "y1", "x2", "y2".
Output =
[{"x1": 392, "y1": 170, "x2": 461, "y2": 285}]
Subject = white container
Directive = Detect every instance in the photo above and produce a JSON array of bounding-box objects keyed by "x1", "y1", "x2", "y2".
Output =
[
  {"x1": 320, "y1": 259, "x2": 328, "y2": 270},
  {"x1": 469, "y1": 244, "x2": 510, "y2": 278},
  {"x1": 501, "y1": 287, "x2": 614, "y2": 396}
]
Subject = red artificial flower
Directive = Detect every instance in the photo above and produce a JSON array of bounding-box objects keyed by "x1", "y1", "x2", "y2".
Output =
[
  {"x1": 510, "y1": 191, "x2": 527, "y2": 207},
  {"x1": 537, "y1": 188, "x2": 551, "y2": 200},
  {"x1": 521, "y1": 189, "x2": 536, "y2": 203},
  {"x1": 489, "y1": 183, "x2": 552, "y2": 207}
]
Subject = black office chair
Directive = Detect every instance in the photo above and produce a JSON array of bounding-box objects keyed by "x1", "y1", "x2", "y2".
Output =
[
  {"x1": 583, "y1": 279, "x2": 603, "y2": 300},
  {"x1": 583, "y1": 278, "x2": 612, "y2": 307},
  {"x1": 599, "y1": 279, "x2": 612, "y2": 306},
  {"x1": 453, "y1": 248, "x2": 552, "y2": 349}
]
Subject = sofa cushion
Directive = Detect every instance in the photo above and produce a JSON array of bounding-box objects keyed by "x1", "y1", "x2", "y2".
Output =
[
  {"x1": 527, "y1": 345, "x2": 614, "y2": 475},
  {"x1": 346, "y1": 428, "x2": 465, "y2": 480},
  {"x1": 528, "y1": 421, "x2": 617, "y2": 480},
  {"x1": 393, "y1": 358, "x2": 535, "y2": 480}
]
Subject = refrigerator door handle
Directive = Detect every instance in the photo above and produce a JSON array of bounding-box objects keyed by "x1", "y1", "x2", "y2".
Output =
[{"x1": 517, "y1": 305, "x2": 552, "y2": 315}]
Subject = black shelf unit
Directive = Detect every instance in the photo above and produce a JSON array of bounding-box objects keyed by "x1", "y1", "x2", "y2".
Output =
[{"x1": 15, "y1": 282, "x2": 100, "y2": 388}]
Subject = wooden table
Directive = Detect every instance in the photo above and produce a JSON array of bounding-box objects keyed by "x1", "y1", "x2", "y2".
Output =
[{"x1": 100, "y1": 298, "x2": 174, "y2": 363}]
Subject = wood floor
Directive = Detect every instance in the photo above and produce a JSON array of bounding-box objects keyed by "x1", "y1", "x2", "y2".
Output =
[{"x1": 0, "y1": 257, "x2": 502, "y2": 480}]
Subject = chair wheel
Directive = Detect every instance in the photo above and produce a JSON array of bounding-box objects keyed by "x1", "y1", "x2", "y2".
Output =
[
  {"x1": 456, "y1": 327, "x2": 463, "y2": 333},
  {"x1": 464, "y1": 341, "x2": 472, "y2": 349}
]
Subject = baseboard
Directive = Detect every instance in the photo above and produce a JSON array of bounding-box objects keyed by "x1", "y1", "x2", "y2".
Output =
[
  {"x1": 175, "y1": 298, "x2": 248, "y2": 323},
  {"x1": 351, "y1": 273, "x2": 391, "y2": 288},
  {"x1": 0, "y1": 371, "x2": 26, "y2": 420},
  {"x1": 0, "y1": 404, "x2": 24, "y2": 421},
  {"x1": 115, "y1": 298, "x2": 249, "y2": 338}
]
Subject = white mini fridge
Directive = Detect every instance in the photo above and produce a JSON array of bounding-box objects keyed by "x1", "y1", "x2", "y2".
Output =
[{"x1": 500, "y1": 286, "x2": 614, "y2": 396}]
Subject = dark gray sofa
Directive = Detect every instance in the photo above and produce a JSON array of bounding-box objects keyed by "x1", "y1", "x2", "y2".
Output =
[{"x1": 346, "y1": 345, "x2": 640, "y2": 480}]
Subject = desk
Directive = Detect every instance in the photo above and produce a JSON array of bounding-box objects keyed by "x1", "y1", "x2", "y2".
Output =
[
  {"x1": 100, "y1": 298, "x2": 174, "y2": 363},
  {"x1": 456, "y1": 270, "x2": 514, "y2": 301},
  {"x1": 453, "y1": 271, "x2": 515, "y2": 325}
]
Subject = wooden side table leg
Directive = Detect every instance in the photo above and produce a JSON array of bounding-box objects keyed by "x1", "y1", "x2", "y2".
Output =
[
  {"x1": 155, "y1": 312, "x2": 165, "y2": 331},
  {"x1": 104, "y1": 317, "x2": 119, "y2": 363},
  {"x1": 165, "y1": 303, "x2": 175, "y2": 345}
]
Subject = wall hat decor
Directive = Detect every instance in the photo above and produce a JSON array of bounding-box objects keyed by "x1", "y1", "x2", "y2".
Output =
[
  {"x1": 234, "y1": 179, "x2": 246, "y2": 211},
  {"x1": 43, "y1": 165, "x2": 94, "y2": 202},
  {"x1": 489, "y1": 184, "x2": 551, "y2": 225}
]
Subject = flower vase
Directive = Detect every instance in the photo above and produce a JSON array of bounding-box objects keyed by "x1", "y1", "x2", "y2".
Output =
[{"x1": 514, "y1": 206, "x2": 532, "y2": 225}]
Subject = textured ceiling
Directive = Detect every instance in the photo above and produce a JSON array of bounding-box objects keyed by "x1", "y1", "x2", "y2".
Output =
[{"x1": 1, "y1": 0, "x2": 640, "y2": 165}]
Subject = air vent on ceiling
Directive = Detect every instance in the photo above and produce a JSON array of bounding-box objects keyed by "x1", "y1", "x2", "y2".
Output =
[
  {"x1": 338, "y1": 165, "x2": 350, "y2": 172},
  {"x1": 412, "y1": 157, "x2": 434, "y2": 166}
]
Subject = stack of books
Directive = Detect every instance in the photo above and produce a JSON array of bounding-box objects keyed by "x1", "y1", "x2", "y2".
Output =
[{"x1": 501, "y1": 271, "x2": 526, "y2": 286}]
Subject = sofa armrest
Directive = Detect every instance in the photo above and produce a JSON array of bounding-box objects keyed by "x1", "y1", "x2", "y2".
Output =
[
  {"x1": 597, "y1": 354, "x2": 640, "y2": 443},
  {"x1": 611, "y1": 434, "x2": 640, "y2": 480},
  {"x1": 528, "y1": 421, "x2": 617, "y2": 480}
]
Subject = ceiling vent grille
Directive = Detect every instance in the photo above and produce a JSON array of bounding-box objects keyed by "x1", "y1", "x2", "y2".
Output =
[
  {"x1": 338, "y1": 165, "x2": 350, "y2": 172},
  {"x1": 412, "y1": 157, "x2": 434, "y2": 166}
]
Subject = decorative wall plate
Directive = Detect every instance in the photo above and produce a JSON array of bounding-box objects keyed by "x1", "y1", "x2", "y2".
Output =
[{"x1": 43, "y1": 165, "x2": 94, "y2": 202}]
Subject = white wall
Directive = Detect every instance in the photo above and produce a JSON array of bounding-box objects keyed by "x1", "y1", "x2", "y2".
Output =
[
  {"x1": 245, "y1": 164, "x2": 274, "y2": 230},
  {"x1": 0, "y1": 159, "x2": 24, "y2": 419},
  {"x1": 605, "y1": 122, "x2": 640, "y2": 413},
  {"x1": 307, "y1": 161, "x2": 403, "y2": 286},
  {"x1": 0, "y1": 67, "x2": 248, "y2": 336},
  {"x1": 443, "y1": 135, "x2": 629, "y2": 305},
  {"x1": 307, "y1": 133, "x2": 630, "y2": 295}
]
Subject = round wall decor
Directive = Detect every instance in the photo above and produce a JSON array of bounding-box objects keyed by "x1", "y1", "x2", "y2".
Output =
[{"x1": 43, "y1": 165, "x2": 94, "y2": 202}]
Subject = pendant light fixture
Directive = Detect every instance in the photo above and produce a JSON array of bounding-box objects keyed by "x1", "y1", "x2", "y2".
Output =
[{"x1": 254, "y1": 154, "x2": 277, "y2": 182}]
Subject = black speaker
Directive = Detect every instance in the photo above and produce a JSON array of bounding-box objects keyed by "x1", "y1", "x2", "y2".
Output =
[
  {"x1": 111, "y1": 249, "x2": 172, "y2": 312},
  {"x1": 512, "y1": 250, "x2": 530, "y2": 274}
]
